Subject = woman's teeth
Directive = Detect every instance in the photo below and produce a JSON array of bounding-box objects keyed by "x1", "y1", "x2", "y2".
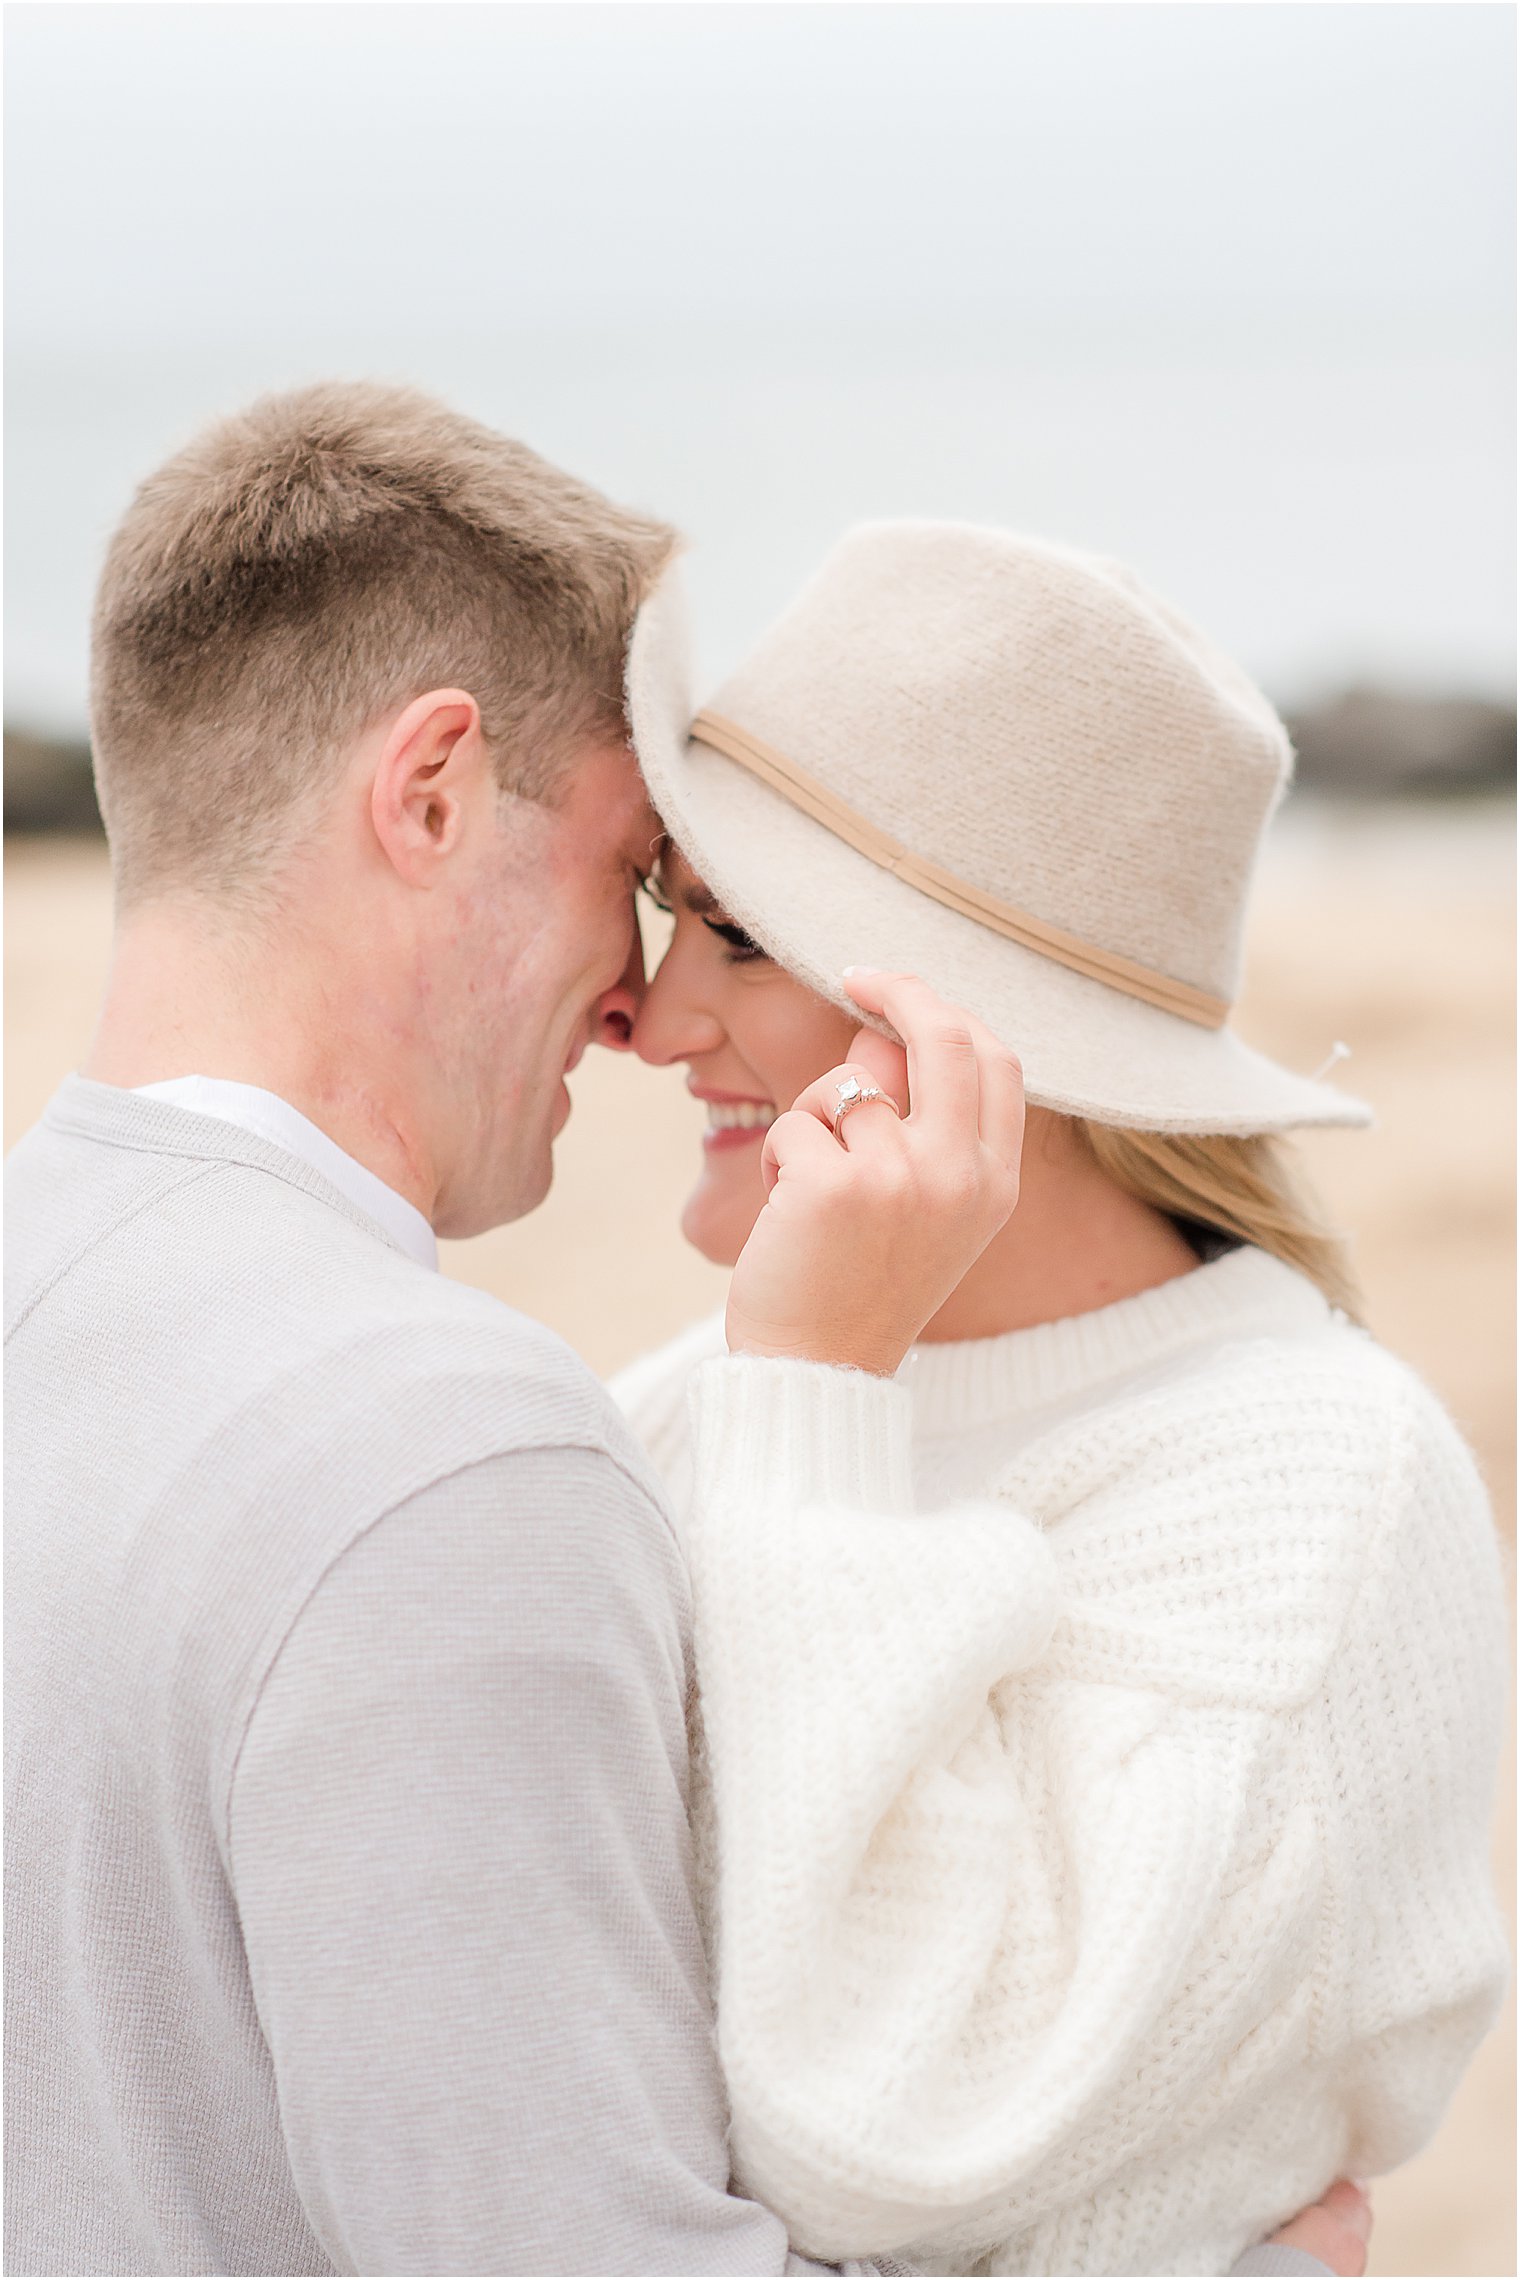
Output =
[{"x1": 706, "y1": 1100, "x2": 777, "y2": 1131}]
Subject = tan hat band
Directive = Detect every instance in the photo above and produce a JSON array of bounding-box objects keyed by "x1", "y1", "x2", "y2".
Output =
[{"x1": 688, "y1": 710, "x2": 1231, "y2": 1031}]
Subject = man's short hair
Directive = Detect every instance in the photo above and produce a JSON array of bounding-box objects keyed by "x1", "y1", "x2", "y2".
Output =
[{"x1": 89, "y1": 382, "x2": 680, "y2": 904}]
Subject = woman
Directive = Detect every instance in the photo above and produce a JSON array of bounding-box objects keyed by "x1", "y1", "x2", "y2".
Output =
[{"x1": 607, "y1": 525, "x2": 1508, "y2": 2277}]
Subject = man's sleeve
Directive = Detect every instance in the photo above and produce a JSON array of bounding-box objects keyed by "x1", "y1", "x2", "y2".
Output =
[
  {"x1": 227, "y1": 1443, "x2": 824, "y2": 2277},
  {"x1": 1229, "y1": 2253, "x2": 1337, "y2": 2278}
]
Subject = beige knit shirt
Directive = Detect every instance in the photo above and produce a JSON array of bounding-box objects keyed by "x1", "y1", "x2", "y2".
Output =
[{"x1": 611, "y1": 1248, "x2": 1510, "y2": 2277}]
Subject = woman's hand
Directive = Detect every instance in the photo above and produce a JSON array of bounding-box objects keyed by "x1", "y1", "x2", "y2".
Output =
[
  {"x1": 725, "y1": 969, "x2": 1024, "y2": 1377},
  {"x1": 1264, "y1": 2179, "x2": 1372, "y2": 2277}
]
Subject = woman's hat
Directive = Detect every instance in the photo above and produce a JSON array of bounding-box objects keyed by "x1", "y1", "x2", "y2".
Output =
[{"x1": 625, "y1": 522, "x2": 1370, "y2": 1135}]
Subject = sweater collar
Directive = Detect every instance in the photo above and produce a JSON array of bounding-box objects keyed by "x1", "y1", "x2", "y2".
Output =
[
  {"x1": 130, "y1": 1075, "x2": 437, "y2": 1272},
  {"x1": 897, "y1": 1245, "x2": 1334, "y2": 1435},
  {"x1": 42, "y1": 1074, "x2": 427, "y2": 1266}
]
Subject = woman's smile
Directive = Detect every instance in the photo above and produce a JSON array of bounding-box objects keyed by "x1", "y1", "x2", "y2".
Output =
[
  {"x1": 629, "y1": 847, "x2": 863, "y2": 1263},
  {"x1": 691, "y1": 1085, "x2": 779, "y2": 1150}
]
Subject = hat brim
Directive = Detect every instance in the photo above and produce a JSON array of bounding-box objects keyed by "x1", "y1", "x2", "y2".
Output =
[{"x1": 626, "y1": 579, "x2": 1372, "y2": 1138}]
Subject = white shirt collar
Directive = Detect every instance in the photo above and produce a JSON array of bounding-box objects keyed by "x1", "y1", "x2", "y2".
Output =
[{"x1": 131, "y1": 1076, "x2": 438, "y2": 1272}]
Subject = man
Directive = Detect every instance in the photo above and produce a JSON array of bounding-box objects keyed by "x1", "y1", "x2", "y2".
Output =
[{"x1": 5, "y1": 384, "x2": 1364, "y2": 2277}]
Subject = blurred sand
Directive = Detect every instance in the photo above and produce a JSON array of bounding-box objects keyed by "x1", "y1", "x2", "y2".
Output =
[{"x1": 5, "y1": 815, "x2": 1514, "y2": 2276}]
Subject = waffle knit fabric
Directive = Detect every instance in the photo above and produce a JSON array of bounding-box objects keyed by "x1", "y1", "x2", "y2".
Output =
[{"x1": 610, "y1": 1246, "x2": 1510, "y2": 2277}]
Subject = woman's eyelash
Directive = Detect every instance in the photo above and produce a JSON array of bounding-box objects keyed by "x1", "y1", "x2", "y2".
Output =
[
  {"x1": 703, "y1": 917, "x2": 766, "y2": 963},
  {"x1": 641, "y1": 876, "x2": 764, "y2": 962}
]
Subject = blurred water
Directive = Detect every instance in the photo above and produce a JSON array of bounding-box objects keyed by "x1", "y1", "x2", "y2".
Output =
[
  {"x1": 5, "y1": 5, "x2": 1513, "y2": 736},
  {"x1": 6, "y1": 322, "x2": 1514, "y2": 739},
  {"x1": 1265, "y1": 792, "x2": 1516, "y2": 891}
]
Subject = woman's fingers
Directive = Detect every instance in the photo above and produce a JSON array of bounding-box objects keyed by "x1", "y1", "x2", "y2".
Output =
[
  {"x1": 789, "y1": 1063, "x2": 906, "y2": 1156},
  {"x1": 758, "y1": 1100, "x2": 849, "y2": 1196},
  {"x1": 958, "y1": 1003, "x2": 1025, "y2": 1173},
  {"x1": 841, "y1": 969, "x2": 981, "y2": 1145},
  {"x1": 843, "y1": 968, "x2": 1025, "y2": 1172},
  {"x1": 726, "y1": 971, "x2": 1026, "y2": 1376},
  {"x1": 838, "y1": 1025, "x2": 910, "y2": 1110}
]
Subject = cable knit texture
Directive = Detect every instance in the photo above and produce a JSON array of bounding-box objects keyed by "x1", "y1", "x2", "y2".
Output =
[{"x1": 610, "y1": 1248, "x2": 1509, "y2": 2277}]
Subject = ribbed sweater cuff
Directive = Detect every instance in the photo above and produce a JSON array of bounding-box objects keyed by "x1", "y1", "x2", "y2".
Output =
[{"x1": 688, "y1": 1355, "x2": 916, "y2": 1519}]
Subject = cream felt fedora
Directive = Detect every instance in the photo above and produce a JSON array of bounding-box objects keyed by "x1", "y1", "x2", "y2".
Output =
[{"x1": 625, "y1": 523, "x2": 1371, "y2": 1135}]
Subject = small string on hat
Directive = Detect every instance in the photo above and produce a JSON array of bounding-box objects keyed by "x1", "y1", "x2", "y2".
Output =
[{"x1": 1311, "y1": 1040, "x2": 1352, "y2": 1082}]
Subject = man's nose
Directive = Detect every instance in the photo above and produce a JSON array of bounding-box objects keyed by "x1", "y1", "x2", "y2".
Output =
[{"x1": 591, "y1": 930, "x2": 647, "y2": 1053}]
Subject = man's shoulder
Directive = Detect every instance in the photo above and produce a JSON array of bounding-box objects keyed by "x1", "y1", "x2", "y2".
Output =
[
  {"x1": 6, "y1": 1084, "x2": 670, "y2": 1600},
  {"x1": 7, "y1": 1089, "x2": 621, "y2": 1446},
  {"x1": 173, "y1": 1210, "x2": 663, "y2": 1526},
  {"x1": 310, "y1": 1269, "x2": 654, "y2": 1480}
]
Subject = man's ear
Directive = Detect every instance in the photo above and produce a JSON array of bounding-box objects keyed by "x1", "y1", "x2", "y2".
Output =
[{"x1": 369, "y1": 689, "x2": 490, "y2": 884}]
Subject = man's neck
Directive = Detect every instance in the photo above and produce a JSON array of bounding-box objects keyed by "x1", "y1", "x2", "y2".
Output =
[{"x1": 84, "y1": 903, "x2": 440, "y2": 1223}]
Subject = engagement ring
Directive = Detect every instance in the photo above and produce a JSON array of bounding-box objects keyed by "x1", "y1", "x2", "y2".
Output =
[{"x1": 831, "y1": 1076, "x2": 900, "y2": 1139}]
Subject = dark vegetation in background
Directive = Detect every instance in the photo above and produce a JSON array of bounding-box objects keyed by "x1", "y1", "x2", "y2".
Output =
[
  {"x1": 5, "y1": 731, "x2": 103, "y2": 835},
  {"x1": 2, "y1": 692, "x2": 1515, "y2": 836}
]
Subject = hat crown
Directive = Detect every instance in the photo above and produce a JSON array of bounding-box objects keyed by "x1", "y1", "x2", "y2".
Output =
[{"x1": 707, "y1": 522, "x2": 1292, "y2": 1001}]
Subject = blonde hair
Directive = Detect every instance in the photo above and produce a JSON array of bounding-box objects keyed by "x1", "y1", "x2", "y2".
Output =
[
  {"x1": 90, "y1": 381, "x2": 678, "y2": 906},
  {"x1": 1078, "y1": 1121, "x2": 1364, "y2": 1323}
]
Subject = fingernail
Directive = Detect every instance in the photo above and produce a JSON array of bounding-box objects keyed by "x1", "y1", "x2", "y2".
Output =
[{"x1": 842, "y1": 965, "x2": 880, "y2": 980}]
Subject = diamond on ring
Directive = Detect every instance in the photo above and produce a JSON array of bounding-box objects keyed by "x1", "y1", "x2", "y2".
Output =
[{"x1": 831, "y1": 1078, "x2": 899, "y2": 1139}]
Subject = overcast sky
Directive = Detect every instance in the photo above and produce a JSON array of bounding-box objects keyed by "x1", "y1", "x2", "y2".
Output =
[{"x1": 5, "y1": 3, "x2": 1514, "y2": 726}]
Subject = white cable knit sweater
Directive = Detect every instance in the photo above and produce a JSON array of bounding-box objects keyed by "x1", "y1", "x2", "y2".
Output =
[{"x1": 610, "y1": 1247, "x2": 1509, "y2": 2278}]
